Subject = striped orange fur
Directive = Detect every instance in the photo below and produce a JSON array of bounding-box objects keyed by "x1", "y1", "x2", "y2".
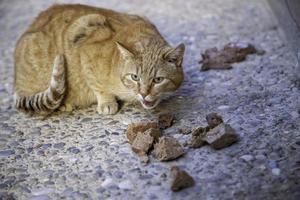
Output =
[{"x1": 14, "y1": 4, "x2": 185, "y2": 115}]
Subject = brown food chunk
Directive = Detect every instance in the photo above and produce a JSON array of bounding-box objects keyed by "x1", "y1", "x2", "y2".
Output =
[
  {"x1": 146, "y1": 128, "x2": 162, "y2": 143},
  {"x1": 178, "y1": 127, "x2": 191, "y2": 135},
  {"x1": 137, "y1": 152, "x2": 150, "y2": 165},
  {"x1": 203, "y1": 123, "x2": 238, "y2": 149},
  {"x1": 188, "y1": 135, "x2": 206, "y2": 148},
  {"x1": 131, "y1": 131, "x2": 155, "y2": 154},
  {"x1": 188, "y1": 126, "x2": 208, "y2": 148},
  {"x1": 199, "y1": 42, "x2": 262, "y2": 71},
  {"x1": 170, "y1": 166, "x2": 195, "y2": 192},
  {"x1": 154, "y1": 136, "x2": 184, "y2": 161},
  {"x1": 158, "y1": 113, "x2": 174, "y2": 129},
  {"x1": 126, "y1": 122, "x2": 158, "y2": 144},
  {"x1": 191, "y1": 126, "x2": 209, "y2": 136},
  {"x1": 131, "y1": 128, "x2": 161, "y2": 154},
  {"x1": 206, "y1": 113, "x2": 223, "y2": 129}
]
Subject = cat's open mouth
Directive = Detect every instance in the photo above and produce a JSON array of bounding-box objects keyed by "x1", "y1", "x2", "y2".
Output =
[{"x1": 140, "y1": 99, "x2": 158, "y2": 109}]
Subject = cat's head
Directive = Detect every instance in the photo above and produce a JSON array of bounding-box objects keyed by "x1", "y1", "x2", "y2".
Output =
[{"x1": 117, "y1": 40, "x2": 185, "y2": 109}]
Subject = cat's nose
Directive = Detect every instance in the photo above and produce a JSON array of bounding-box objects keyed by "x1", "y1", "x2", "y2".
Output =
[{"x1": 139, "y1": 92, "x2": 147, "y2": 99}]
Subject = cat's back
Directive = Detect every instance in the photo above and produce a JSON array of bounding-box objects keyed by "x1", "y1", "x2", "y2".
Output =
[{"x1": 24, "y1": 4, "x2": 146, "y2": 35}]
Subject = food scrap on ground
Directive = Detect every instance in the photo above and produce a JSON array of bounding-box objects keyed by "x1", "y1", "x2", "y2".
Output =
[
  {"x1": 154, "y1": 136, "x2": 184, "y2": 161},
  {"x1": 126, "y1": 112, "x2": 238, "y2": 191},
  {"x1": 206, "y1": 112, "x2": 223, "y2": 129},
  {"x1": 203, "y1": 123, "x2": 238, "y2": 150},
  {"x1": 131, "y1": 129, "x2": 156, "y2": 154},
  {"x1": 188, "y1": 112, "x2": 238, "y2": 149},
  {"x1": 137, "y1": 152, "x2": 150, "y2": 164},
  {"x1": 199, "y1": 42, "x2": 265, "y2": 71},
  {"x1": 188, "y1": 126, "x2": 208, "y2": 148},
  {"x1": 170, "y1": 166, "x2": 195, "y2": 192},
  {"x1": 158, "y1": 113, "x2": 174, "y2": 129},
  {"x1": 126, "y1": 122, "x2": 159, "y2": 144},
  {"x1": 126, "y1": 122, "x2": 161, "y2": 164},
  {"x1": 178, "y1": 127, "x2": 191, "y2": 135}
]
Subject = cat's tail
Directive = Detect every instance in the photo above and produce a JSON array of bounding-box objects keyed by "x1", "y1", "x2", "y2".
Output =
[{"x1": 14, "y1": 54, "x2": 66, "y2": 114}]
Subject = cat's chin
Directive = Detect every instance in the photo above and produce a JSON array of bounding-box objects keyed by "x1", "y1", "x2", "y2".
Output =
[{"x1": 140, "y1": 99, "x2": 160, "y2": 110}]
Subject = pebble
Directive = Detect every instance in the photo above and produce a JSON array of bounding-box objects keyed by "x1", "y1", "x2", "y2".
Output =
[
  {"x1": 240, "y1": 155, "x2": 254, "y2": 162},
  {"x1": 255, "y1": 154, "x2": 266, "y2": 161},
  {"x1": 32, "y1": 188, "x2": 54, "y2": 196},
  {"x1": 81, "y1": 117, "x2": 92, "y2": 122},
  {"x1": 217, "y1": 105, "x2": 230, "y2": 110},
  {"x1": 268, "y1": 160, "x2": 278, "y2": 168},
  {"x1": 0, "y1": 150, "x2": 15, "y2": 157},
  {"x1": 271, "y1": 168, "x2": 281, "y2": 176},
  {"x1": 67, "y1": 147, "x2": 80, "y2": 154},
  {"x1": 101, "y1": 178, "x2": 115, "y2": 188},
  {"x1": 53, "y1": 142, "x2": 66, "y2": 149},
  {"x1": 118, "y1": 180, "x2": 134, "y2": 190}
]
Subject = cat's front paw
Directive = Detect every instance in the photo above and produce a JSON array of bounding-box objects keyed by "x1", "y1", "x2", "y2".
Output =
[{"x1": 97, "y1": 101, "x2": 119, "y2": 115}]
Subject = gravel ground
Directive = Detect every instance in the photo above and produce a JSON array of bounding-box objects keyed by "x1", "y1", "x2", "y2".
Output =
[{"x1": 0, "y1": 0, "x2": 299, "y2": 199}]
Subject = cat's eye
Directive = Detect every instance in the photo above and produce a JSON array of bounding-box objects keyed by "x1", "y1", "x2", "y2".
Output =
[
  {"x1": 131, "y1": 74, "x2": 140, "y2": 81},
  {"x1": 153, "y1": 77, "x2": 164, "y2": 84}
]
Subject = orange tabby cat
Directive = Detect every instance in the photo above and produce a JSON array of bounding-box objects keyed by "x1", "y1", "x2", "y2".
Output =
[{"x1": 14, "y1": 4, "x2": 185, "y2": 115}]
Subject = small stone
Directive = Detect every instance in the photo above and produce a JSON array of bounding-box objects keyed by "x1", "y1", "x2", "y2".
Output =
[
  {"x1": 203, "y1": 123, "x2": 238, "y2": 149},
  {"x1": 118, "y1": 180, "x2": 134, "y2": 190},
  {"x1": 67, "y1": 147, "x2": 80, "y2": 154},
  {"x1": 206, "y1": 113, "x2": 223, "y2": 129},
  {"x1": 85, "y1": 145, "x2": 94, "y2": 151},
  {"x1": 32, "y1": 188, "x2": 54, "y2": 196},
  {"x1": 80, "y1": 117, "x2": 92, "y2": 122},
  {"x1": 268, "y1": 160, "x2": 278, "y2": 168},
  {"x1": 53, "y1": 142, "x2": 65, "y2": 149},
  {"x1": 217, "y1": 105, "x2": 230, "y2": 110},
  {"x1": 170, "y1": 166, "x2": 195, "y2": 192},
  {"x1": 271, "y1": 168, "x2": 281, "y2": 176},
  {"x1": 41, "y1": 144, "x2": 52, "y2": 149},
  {"x1": 154, "y1": 136, "x2": 184, "y2": 161},
  {"x1": 158, "y1": 113, "x2": 174, "y2": 129},
  {"x1": 0, "y1": 150, "x2": 15, "y2": 157},
  {"x1": 126, "y1": 122, "x2": 159, "y2": 144},
  {"x1": 255, "y1": 154, "x2": 266, "y2": 161},
  {"x1": 101, "y1": 178, "x2": 115, "y2": 188},
  {"x1": 240, "y1": 155, "x2": 254, "y2": 162},
  {"x1": 61, "y1": 188, "x2": 73, "y2": 196}
]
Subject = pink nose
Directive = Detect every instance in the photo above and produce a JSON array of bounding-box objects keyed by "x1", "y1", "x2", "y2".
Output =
[{"x1": 139, "y1": 92, "x2": 147, "y2": 99}]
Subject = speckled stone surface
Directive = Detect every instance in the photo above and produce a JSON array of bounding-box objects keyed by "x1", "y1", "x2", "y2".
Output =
[{"x1": 0, "y1": 0, "x2": 299, "y2": 199}]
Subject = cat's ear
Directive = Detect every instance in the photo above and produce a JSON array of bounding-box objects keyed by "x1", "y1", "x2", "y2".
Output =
[
  {"x1": 116, "y1": 42, "x2": 134, "y2": 59},
  {"x1": 163, "y1": 43, "x2": 185, "y2": 66}
]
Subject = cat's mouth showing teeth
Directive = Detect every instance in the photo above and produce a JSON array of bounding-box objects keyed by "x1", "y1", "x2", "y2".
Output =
[{"x1": 141, "y1": 99, "x2": 158, "y2": 109}]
